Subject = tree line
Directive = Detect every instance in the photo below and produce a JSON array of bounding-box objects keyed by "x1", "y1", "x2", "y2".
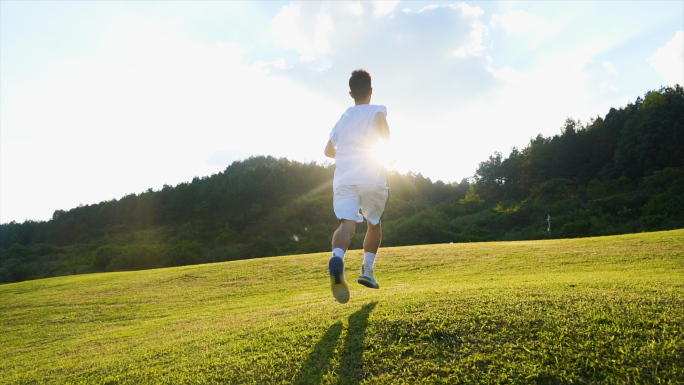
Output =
[{"x1": 1, "y1": 85, "x2": 682, "y2": 283}]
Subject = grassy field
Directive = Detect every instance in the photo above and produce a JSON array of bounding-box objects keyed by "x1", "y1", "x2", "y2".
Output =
[{"x1": 1, "y1": 230, "x2": 683, "y2": 384}]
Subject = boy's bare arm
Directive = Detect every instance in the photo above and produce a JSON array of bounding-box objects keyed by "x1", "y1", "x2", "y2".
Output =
[
  {"x1": 375, "y1": 112, "x2": 396, "y2": 165},
  {"x1": 324, "y1": 140, "x2": 336, "y2": 158},
  {"x1": 375, "y1": 112, "x2": 390, "y2": 141}
]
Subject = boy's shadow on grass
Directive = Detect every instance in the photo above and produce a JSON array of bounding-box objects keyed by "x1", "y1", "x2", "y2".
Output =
[{"x1": 294, "y1": 302, "x2": 377, "y2": 385}]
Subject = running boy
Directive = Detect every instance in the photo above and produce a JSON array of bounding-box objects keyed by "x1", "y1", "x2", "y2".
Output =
[{"x1": 324, "y1": 69, "x2": 390, "y2": 304}]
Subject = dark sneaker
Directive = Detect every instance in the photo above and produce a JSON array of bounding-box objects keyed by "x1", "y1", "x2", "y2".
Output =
[{"x1": 329, "y1": 256, "x2": 350, "y2": 303}]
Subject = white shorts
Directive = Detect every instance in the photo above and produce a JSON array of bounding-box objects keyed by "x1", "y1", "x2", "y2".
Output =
[{"x1": 333, "y1": 185, "x2": 389, "y2": 226}]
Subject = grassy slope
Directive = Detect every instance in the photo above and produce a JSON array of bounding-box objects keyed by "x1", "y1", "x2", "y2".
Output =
[{"x1": 1, "y1": 230, "x2": 683, "y2": 384}]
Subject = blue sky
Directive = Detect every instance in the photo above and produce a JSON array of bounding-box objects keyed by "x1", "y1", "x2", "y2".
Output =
[{"x1": 1, "y1": 1, "x2": 682, "y2": 224}]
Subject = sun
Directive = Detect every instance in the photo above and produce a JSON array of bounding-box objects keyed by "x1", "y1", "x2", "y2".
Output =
[{"x1": 372, "y1": 140, "x2": 397, "y2": 169}]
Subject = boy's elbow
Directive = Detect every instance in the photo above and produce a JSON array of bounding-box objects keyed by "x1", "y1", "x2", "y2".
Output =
[{"x1": 324, "y1": 141, "x2": 336, "y2": 158}]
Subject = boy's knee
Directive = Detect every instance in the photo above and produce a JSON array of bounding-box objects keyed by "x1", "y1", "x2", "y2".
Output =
[{"x1": 340, "y1": 220, "x2": 357, "y2": 235}]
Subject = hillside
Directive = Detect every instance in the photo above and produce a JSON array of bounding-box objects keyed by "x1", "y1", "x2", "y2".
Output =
[
  {"x1": 1, "y1": 84, "x2": 683, "y2": 284},
  {"x1": 1, "y1": 230, "x2": 683, "y2": 383}
]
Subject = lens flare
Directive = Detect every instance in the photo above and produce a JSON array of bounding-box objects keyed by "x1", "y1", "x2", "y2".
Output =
[{"x1": 373, "y1": 140, "x2": 396, "y2": 169}]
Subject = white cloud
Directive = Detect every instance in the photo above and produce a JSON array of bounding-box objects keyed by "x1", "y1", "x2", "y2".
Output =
[
  {"x1": 602, "y1": 61, "x2": 618, "y2": 75},
  {"x1": 491, "y1": 66, "x2": 522, "y2": 83},
  {"x1": 271, "y1": 4, "x2": 334, "y2": 61},
  {"x1": 254, "y1": 57, "x2": 288, "y2": 71},
  {"x1": 347, "y1": 2, "x2": 364, "y2": 16},
  {"x1": 418, "y1": 4, "x2": 439, "y2": 13},
  {"x1": 449, "y1": 3, "x2": 487, "y2": 58},
  {"x1": 491, "y1": 9, "x2": 544, "y2": 34},
  {"x1": 648, "y1": 31, "x2": 684, "y2": 86},
  {"x1": 269, "y1": 2, "x2": 495, "y2": 111},
  {"x1": 599, "y1": 81, "x2": 617, "y2": 92},
  {"x1": 373, "y1": 0, "x2": 399, "y2": 16}
]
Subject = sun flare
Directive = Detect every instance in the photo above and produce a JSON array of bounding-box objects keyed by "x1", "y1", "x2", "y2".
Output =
[{"x1": 373, "y1": 140, "x2": 397, "y2": 169}]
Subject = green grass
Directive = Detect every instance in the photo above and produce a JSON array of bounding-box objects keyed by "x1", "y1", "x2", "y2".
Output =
[{"x1": 1, "y1": 230, "x2": 683, "y2": 384}]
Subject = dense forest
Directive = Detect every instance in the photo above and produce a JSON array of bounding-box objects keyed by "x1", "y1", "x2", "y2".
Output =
[{"x1": 1, "y1": 85, "x2": 682, "y2": 284}]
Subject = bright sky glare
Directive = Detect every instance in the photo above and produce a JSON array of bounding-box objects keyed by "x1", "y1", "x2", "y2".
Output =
[{"x1": 1, "y1": 1, "x2": 683, "y2": 224}]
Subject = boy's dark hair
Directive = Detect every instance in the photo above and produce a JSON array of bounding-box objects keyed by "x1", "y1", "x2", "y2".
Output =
[{"x1": 349, "y1": 69, "x2": 372, "y2": 101}]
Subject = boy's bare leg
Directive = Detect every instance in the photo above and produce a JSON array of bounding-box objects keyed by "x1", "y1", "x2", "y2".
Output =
[
  {"x1": 363, "y1": 221, "x2": 382, "y2": 254},
  {"x1": 329, "y1": 220, "x2": 356, "y2": 304},
  {"x1": 332, "y1": 220, "x2": 357, "y2": 251},
  {"x1": 358, "y1": 221, "x2": 382, "y2": 289}
]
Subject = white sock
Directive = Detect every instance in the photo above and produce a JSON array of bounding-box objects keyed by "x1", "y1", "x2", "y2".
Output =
[
  {"x1": 364, "y1": 252, "x2": 376, "y2": 269},
  {"x1": 332, "y1": 248, "x2": 345, "y2": 260}
]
